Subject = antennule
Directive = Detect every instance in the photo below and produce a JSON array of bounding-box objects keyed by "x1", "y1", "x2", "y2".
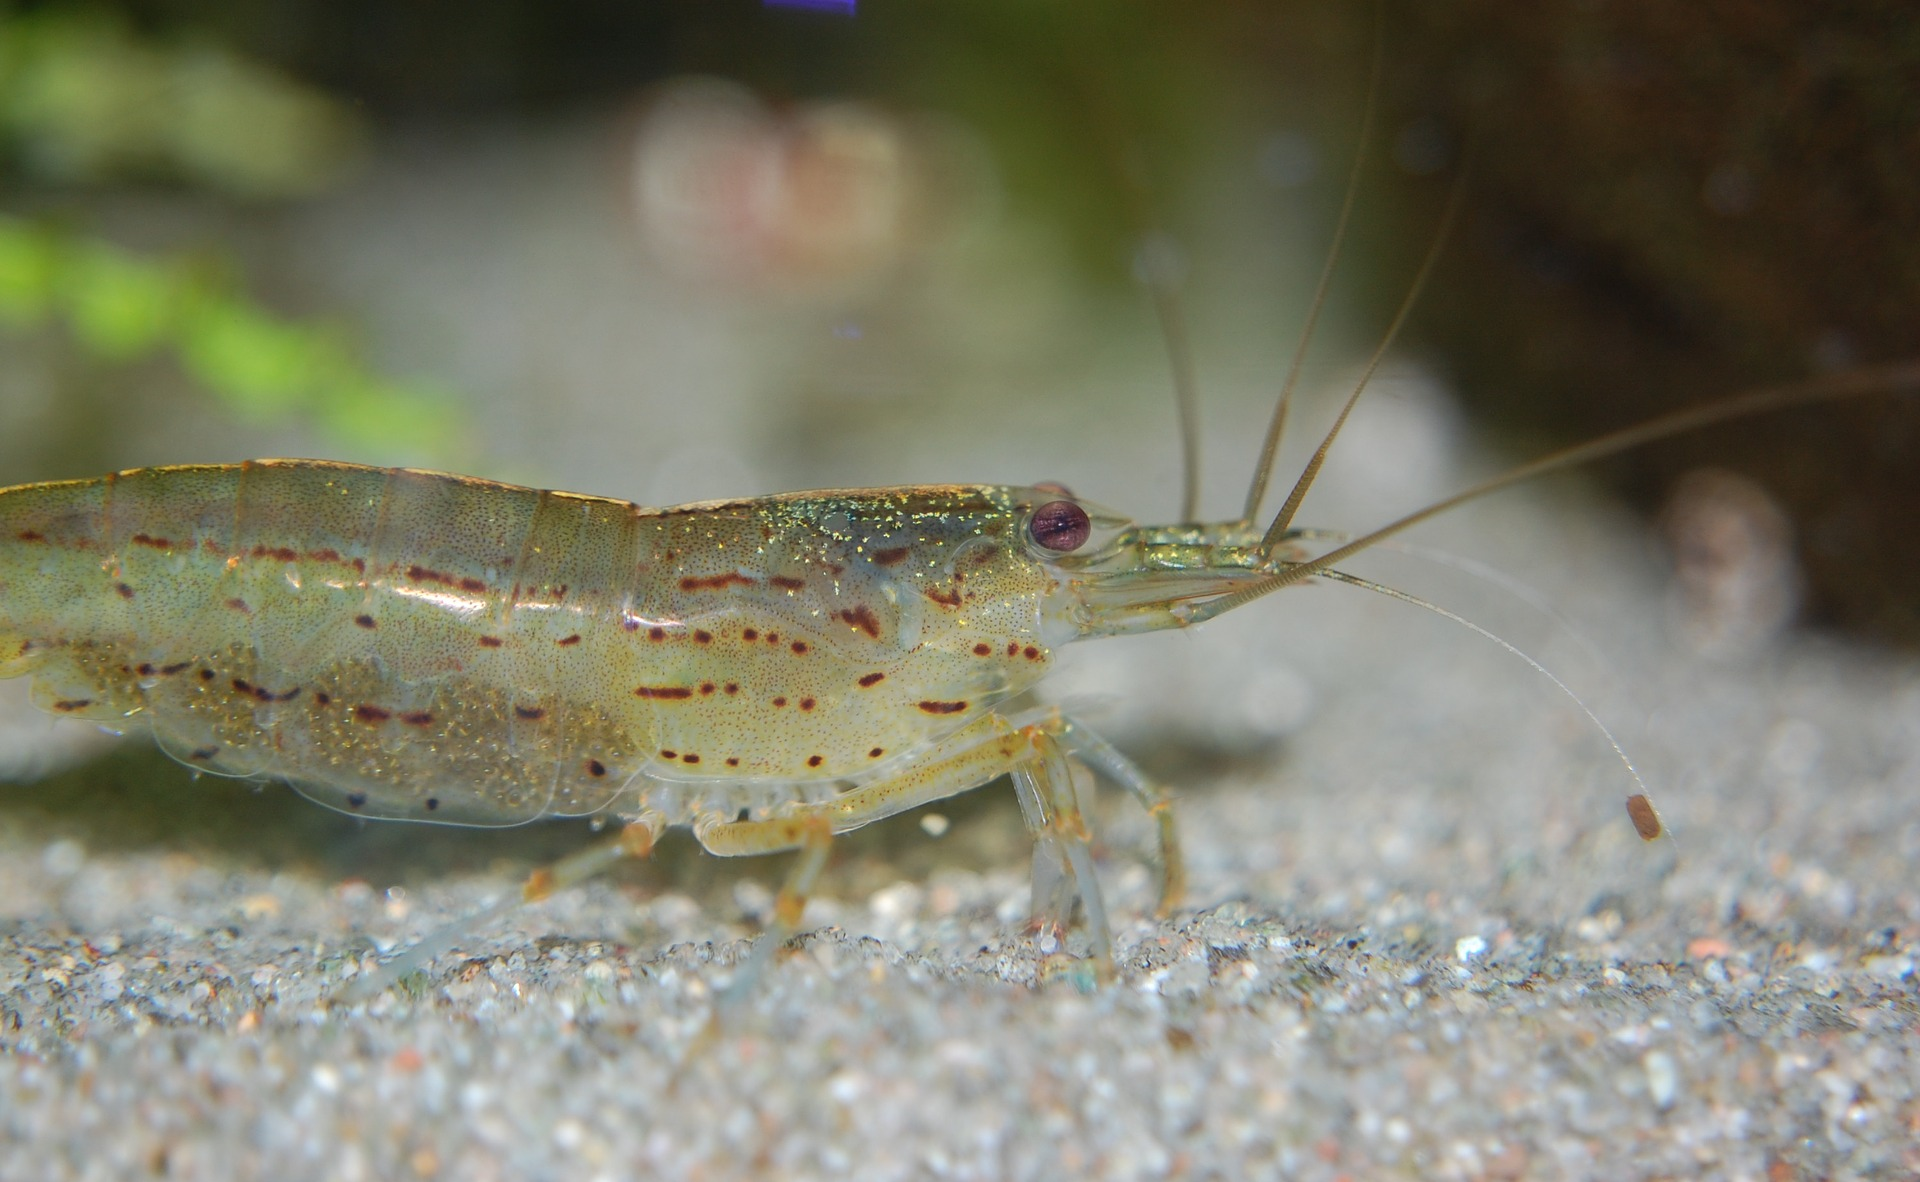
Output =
[
  {"x1": 1242, "y1": 16, "x2": 1386, "y2": 526},
  {"x1": 1260, "y1": 151, "x2": 1472, "y2": 552},
  {"x1": 1186, "y1": 359, "x2": 1920, "y2": 626}
]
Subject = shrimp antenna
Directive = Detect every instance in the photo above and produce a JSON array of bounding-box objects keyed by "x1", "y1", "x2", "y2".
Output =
[
  {"x1": 1260, "y1": 150, "x2": 1472, "y2": 553},
  {"x1": 1051, "y1": 7, "x2": 1207, "y2": 522},
  {"x1": 1138, "y1": 235, "x2": 1204, "y2": 523},
  {"x1": 1184, "y1": 359, "x2": 1920, "y2": 625},
  {"x1": 1241, "y1": 16, "x2": 1385, "y2": 526},
  {"x1": 1314, "y1": 567, "x2": 1649, "y2": 801}
]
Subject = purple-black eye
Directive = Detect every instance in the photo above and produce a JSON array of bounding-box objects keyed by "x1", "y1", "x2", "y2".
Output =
[{"x1": 1029, "y1": 500, "x2": 1091, "y2": 552}]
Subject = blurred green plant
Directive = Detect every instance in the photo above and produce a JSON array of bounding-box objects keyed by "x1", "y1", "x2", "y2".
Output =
[
  {"x1": 0, "y1": 214, "x2": 466, "y2": 460},
  {"x1": 0, "y1": 5, "x2": 359, "y2": 197},
  {"x1": 0, "y1": 7, "x2": 467, "y2": 463}
]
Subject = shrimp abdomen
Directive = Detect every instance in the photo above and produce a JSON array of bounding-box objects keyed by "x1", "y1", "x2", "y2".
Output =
[{"x1": 0, "y1": 461, "x2": 636, "y2": 824}]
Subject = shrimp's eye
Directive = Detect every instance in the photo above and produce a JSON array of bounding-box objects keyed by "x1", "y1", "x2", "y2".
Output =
[{"x1": 1029, "y1": 500, "x2": 1091, "y2": 552}]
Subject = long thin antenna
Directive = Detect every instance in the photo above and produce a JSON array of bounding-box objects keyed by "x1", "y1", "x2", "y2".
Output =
[
  {"x1": 1290, "y1": 527, "x2": 1611, "y2": 673},
  {"x1": 1182, "y1": 359, "x2": 1920, "y2": 625},
  {"x1": 1051, "y1": 8, "x2": 1207, "y2": 522},
  {"x1": 1242, "y1": 19, "x2": 1385, "y2": 525},
  {"x1": 1260, "y1": 153, "x2": 1471, "y2": 552},
  {"x1": 1136, "y1": 237, "x2": 1204, "y2": 522},
  {"x1": 1315, "y1": 568, "x2": 1649, "y2": 799}
]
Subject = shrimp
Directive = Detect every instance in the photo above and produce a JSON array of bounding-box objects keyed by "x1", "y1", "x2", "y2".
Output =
[{"x1": 2, "y1": 354, "x2": 1916, "y2": 994}]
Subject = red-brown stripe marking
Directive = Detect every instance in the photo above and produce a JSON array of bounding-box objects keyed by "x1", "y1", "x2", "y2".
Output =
[
  {"x1": 790, "y1": 641, "x2": 809, "y2": 654},
  {"x1": 682, "y1": 753, "x2": 701, "y2": 764},
  {"x1": 226, "y1": 598, "x2": 251, "y2": 614},
  {"x1": 724, "y1": 683, "x2": 740, "y2": 695},
  {"x1": 925, "y1": 587, "x2": 962, "y2": 608},
  {"x1": 557, "y1": 634, "x2": 581, "y2": 646},
  {"x1": 355, "y1": 615, "x2": 376, "y2": 629},
  {"x1": 478, "y1": 635, "x2": 504, "y2": 648},
  {"x1": 354, "y1": 705, "x2": 391, "y2": 723},
  {"x1": 459, "y1": 577, "x2": 486, "y2": 594},
  {"x1": 799, "y1": 698, "x2": 815, "y2": 711},
  {"x1": 15, "y1": 530, "x2": 45, "y2": 543},
  {"x1": 770, "y1": 575, "x2": 805, "y2": 590},
  {"x1": 807, "y1": 755, "x2": 824, "y2": 768},
  {"x1": 742, "y1": 628, "x2": 759, "y2": 641},
  {"x1": 858, "y1": 672, "x2": 885, "y2": 687},
  {"x1": 406, "y1": 564, "x2": 453, "y2": 586},
  {"x1": 400, "y1": 711, "x2": 434, "y2": 726},
  {"x1": 693, "y1": 629, "x2": 712, "y2": 644},
  {"x1": 918, "y1": 700, "x2": 967, "y2": 715},
  {"x1": 130, "y1": 533, "x2": 171, "y2": 550},
  {"x1": 772, "y1": 696, "x2": 787, "y2": 708},
  {"x1": 838, "y1": 605, "x2": 881, "y2": 638},
  {"x1": 115, "y1": 583, "x2": 134, "y2": 599},
  {"x1": 587, "y1": 759, "x2": 607, "y2": 777},
  {"x1": 870, "y1": 546, "x2": 910, "y2": 566},
  {"x1": 679, "y1": 572, "x2": 756, "y2": 591},
  {"x1": 52, "y1": 699, "x2": 93, "y2": 712},
  {"x1": 869, "y1": 747, "x2": 884, "y2": 758},
  {"x1": 514, "y1": 705, "x2": 547, "y2": 721},
  {"x1": 635, "y1": 686, "x2": 693, "y2": 700},
  {"x1": 972, "y1": 643, "x2": 992, "y2": 656}
]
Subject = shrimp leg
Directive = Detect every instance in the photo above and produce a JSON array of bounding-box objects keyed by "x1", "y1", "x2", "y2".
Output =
[
  {"x1": 335, "y1": 812, "x2": 665, "y2": 1003},
  {"x1": 693, "y1": 711, "x2": 1122, "y2": 978},
  {"x1": 1053, "y1": 715, "x2": 1184, "y2": 918}
]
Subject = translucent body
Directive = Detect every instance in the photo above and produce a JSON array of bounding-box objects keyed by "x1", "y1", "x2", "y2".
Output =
[{"x1": 0, "y1": 460, "x2": 1085, "y2": 831}]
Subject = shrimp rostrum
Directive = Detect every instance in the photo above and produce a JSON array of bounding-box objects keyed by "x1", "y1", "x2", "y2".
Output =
[{"x1": 4, "y1": 345, "x2": 1916, "y2": 992}]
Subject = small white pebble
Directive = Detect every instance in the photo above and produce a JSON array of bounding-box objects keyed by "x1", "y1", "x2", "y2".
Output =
[
  {"x1": 1643, "y1": 1051, "x2": 1678, "y2": 1109},
  {"x1": 310, "y1": 1064, "x2": 341, "y2": 1094},
  {"x1": 918, "y1": 812, "x2": 950, "y2": 837},
  {"x1": 1454, "y1": 935, "x2": 1487, "y2": 962},
  {"x1": 1863, "y1": 955, "x2": 1913, "y2": 980},
  {"x1": 827, "y1": 1071, "x2": 865, "y2": 1104},
  {"x1": 869, "y1": 881, "x2": 922, "y2": 921}
]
